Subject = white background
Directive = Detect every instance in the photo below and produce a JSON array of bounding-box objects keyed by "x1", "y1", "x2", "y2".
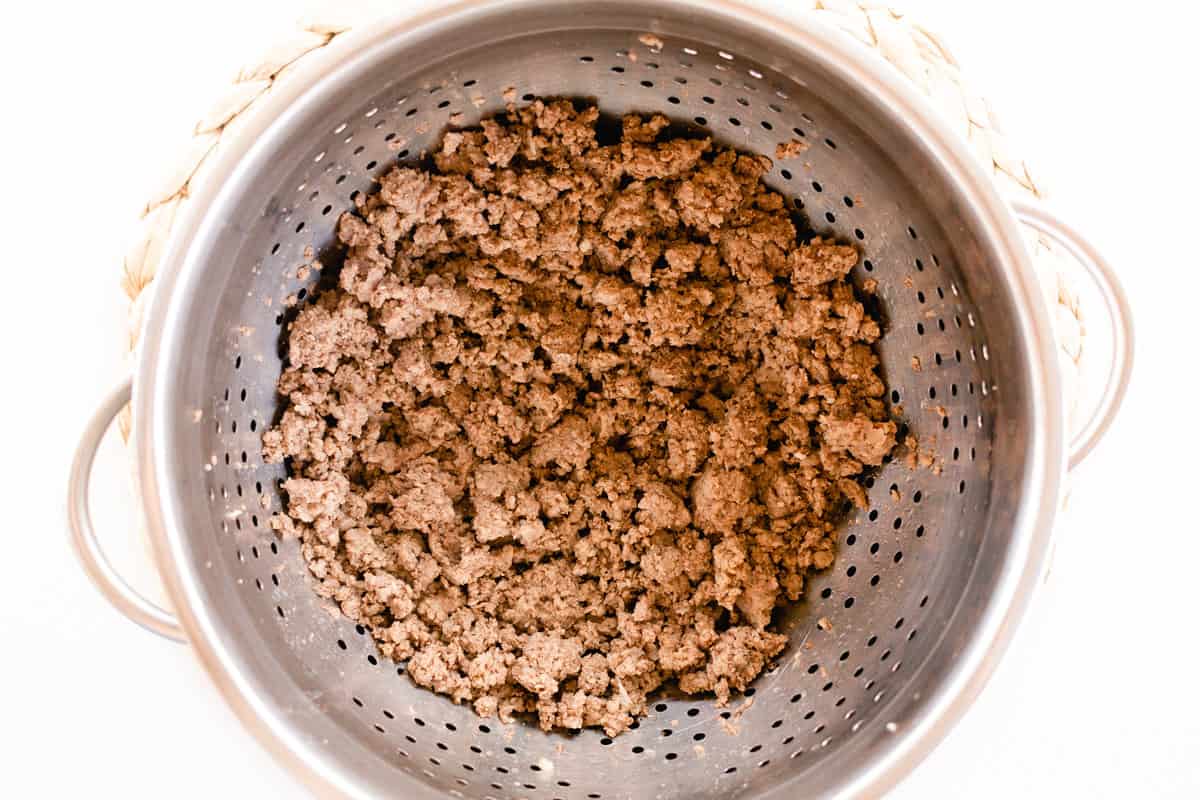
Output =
[{"x1": 2, "y1": 0, "x2": 1197, "y2": 797}]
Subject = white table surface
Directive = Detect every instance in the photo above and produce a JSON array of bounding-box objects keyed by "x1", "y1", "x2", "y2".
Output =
[{"x1": 2, "y1": 0, "x2": 1197, "y2": 796}]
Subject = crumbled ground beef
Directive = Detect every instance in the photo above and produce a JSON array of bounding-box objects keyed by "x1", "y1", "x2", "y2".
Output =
[{"x1": 264, "y1": 100, "x2": 895, "y2": 735}]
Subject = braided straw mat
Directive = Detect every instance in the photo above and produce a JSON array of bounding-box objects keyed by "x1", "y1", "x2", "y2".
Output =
[{"x1": 117, "y1": 0, "x2": 1084, "y2": 439}]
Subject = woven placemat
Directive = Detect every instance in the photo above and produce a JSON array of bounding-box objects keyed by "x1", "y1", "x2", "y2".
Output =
[{"x1": 117, "y1": 0, "x2": 1084, "y2": 437}]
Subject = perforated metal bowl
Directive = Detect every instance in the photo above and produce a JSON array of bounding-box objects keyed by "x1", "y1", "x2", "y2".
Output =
[{"x1": 68, "y1": 1, "x2": 1133, "y2": 797}]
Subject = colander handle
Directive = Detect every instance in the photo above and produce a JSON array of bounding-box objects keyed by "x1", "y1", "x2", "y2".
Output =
[
  {"x1": 67, "y1": 376, "x2": 186, "y2": 643},
  {"x1": 1012, "y1": 200, "x2": 1135, "y2": 471}
]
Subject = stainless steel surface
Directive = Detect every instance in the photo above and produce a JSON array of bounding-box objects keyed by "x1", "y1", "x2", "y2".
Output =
[
  {"x1": 119, "y1": 0, "x2": 1082, "y2": 797},
  {"x1": 67, "y1": 375, "x2": 185, "y2": 642},
  {"x1": 1011, "y1": 200, "x2": 1134, "y2": 470}
]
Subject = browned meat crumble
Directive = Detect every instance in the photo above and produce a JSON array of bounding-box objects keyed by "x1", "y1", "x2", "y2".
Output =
[{"x1": 264, "y1": 100, "x2": 895, "y2": 735}]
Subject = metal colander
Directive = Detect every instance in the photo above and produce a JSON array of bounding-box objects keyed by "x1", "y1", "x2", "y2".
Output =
[{"x1": 68, "y1": 1, "x2": 1133, "y2": 798}]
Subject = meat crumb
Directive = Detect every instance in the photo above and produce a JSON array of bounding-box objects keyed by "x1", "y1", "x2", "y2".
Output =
[
  {"x1": 775, "y1": 139, "x2": 810, "y2": 159},
  {"x1": 265, "y1": 100, "x2": 897, "y2": 736},
  {"x1": 638, "y1": 33, "x2": 665, "y2": 51}
]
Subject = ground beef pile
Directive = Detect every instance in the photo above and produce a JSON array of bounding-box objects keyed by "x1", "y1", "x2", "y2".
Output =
[{"x1": 264, "y1": 100, "x2": 896, "y2": 735}]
